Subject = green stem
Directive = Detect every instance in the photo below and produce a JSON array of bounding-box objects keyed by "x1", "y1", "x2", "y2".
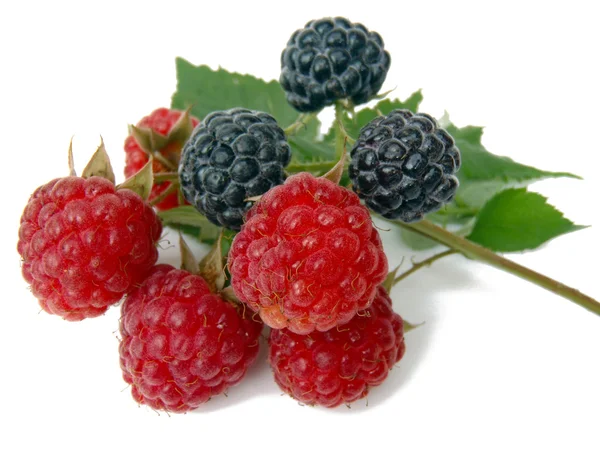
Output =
[
  {"x1": 153, "y1": 172, "x2": 179, "y2": 183},
  {"x1": 286, "y1": 160, "x2": 337, "y2": 175},
  {"x1": 393, "y1": 249, "x2": 457, "y2": 285},
  {"x1": 334, "y1": 102, "x2": 347, "y2": 158},
  {"x1": 402, "y1": 219, "x2": 600, "y2": 316},
  {"x1": 434, "y1": 205, "x2": 479, "y2": 217},
  {"x1": 284, "y1": 112, "x2": 318, "y2": 136}
]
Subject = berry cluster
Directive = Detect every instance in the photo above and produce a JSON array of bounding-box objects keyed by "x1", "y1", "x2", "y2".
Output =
[{"x1": 17, "y1": 16, "x2": 462, "y2": 412}]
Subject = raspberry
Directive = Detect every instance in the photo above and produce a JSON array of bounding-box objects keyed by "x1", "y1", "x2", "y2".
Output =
[
  {"x1": 124, "y1": 108, "x2": 200, "y2": 210},
  {"x1": 349, "y1": 110, "x2": 461, "y2": 222},
  {"x1": 268, "y1": 286, "x2": 405, "y2": 407},
  {"x1": 118, "y1": 265, "x2": 263, "y2": 413},
  {"x1": 228, "y1": 172, "x2": 388, "y2": 335},
  {"x1": 17, "y1": 176, "x2": 163, "y2": 320},
  {"x1": 280, "y1": 17, "x2": 391, "y2": 112},
  {"x1": 179, "y1": 108, "x2": 292, "y2": 230}
]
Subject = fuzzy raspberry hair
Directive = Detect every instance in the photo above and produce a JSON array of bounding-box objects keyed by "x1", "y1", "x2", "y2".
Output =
[
  {"x1": 269, "y1": 286, "x2": 405, "y2": 407},
  {"x1": 119, "y1": 265, "x2": 263, "y2": 412}
]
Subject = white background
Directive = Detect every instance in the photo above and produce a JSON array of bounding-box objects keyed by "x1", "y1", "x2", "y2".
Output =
[{"x1": 1, "y1": 1, "x2": 599, "y2": 449}]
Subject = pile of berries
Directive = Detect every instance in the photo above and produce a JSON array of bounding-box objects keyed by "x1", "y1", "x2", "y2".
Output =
[{"x1": 17, "y1": 16, "x2": 461, "y2": 412}]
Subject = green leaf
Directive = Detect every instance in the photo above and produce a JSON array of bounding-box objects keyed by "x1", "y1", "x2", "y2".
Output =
[
  {"x1": 172, "y1": 57, "x2": 298, "y2": 126},
  {"x1": 157, "y1": 206, "x2": 221, "y2": 245},
  {"x1": 324, "y1": 90, "x2": 424, "y2": 142},
  {"x1": 287, "y1": 135, "x2": 336, "y2": 163},
  {"x1": 447, "y1": 123, "x2": 581, "y2": 209},
  {"x1": 172, "y1": 57, "x2": 338, "y2": 165},
  {"x1": 399, "y1": 227, "x2": 439, "y2": 251},
  {"x1": 467, "y1": 188, "x2": 585, "y2": 252}
]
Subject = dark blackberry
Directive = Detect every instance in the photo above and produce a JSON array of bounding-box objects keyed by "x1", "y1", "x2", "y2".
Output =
[
  {"x1": 349, "y1": 110, "x2": 461, "y2": 222},
  {"x1": 280, "y1": 17, "x2": 391, "y2": 112},
  {"x1": 179, "y1": 108, "x2": 291, "y2": 230}
]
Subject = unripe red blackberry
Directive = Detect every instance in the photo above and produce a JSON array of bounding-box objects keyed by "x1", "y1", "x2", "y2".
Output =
[
  {"x1": 228, "y1": 172, "x2": 388, "y2": 335},
  {"x1": 119, "y1": 265, "x2": 263, "y2": 413},
  {"x1": 17, "y1": 176, "x2": 162, "y2": 320},
  {"x1": 124, "y1": 108, "x2": 200, "y2": 211},
  {"x1": 269, "y1": 286, "x2": 405, "y2": 407}
]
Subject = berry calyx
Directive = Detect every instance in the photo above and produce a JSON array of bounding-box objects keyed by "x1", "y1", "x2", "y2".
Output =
[
  {"x1": 118, "y1": 264, "x2": 263, "y2": 412},
  {"x1": 349, "y1": 109, "x2": 461, "y2": 222},
  {"x1": 125, "y1": 107, "x2": 200, "y2": 210},
  {"x1": 268, "y1": 286, "x2": 405, "y2": 407},
  {"x1": 228, "y1": 172, "x2": 388, "y2": 334}
]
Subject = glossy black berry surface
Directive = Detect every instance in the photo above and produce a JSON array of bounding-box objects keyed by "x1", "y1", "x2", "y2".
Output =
[
  {"x1": 280, "y1": 17, "x2": 391, "y2": 112},
  {"x1": 179, "y1": 108, "x2": 291, "y2": 230},
  {"x1": 349, "y1": 110, "x2": 461, "y2": 222}
]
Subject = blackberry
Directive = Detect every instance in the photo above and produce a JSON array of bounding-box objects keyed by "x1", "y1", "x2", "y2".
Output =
[
  {"x1": 349, "y1": 110, "x2": 461, "y2": 222},
  {"x1": 280, "y1": 17, "x2": 391, "y2": 112},
  {"x1": 179, "y1": 108, "x2": 292, "y2": 230}
]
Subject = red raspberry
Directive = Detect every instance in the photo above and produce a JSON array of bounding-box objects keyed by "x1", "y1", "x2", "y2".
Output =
[
  {"x1": 228, "y1": 172, "x2": 388, "y2": 334},
  {"x1": 118, "y1": 265, "x2": 263, "y2": 413},
  {"x1": 124, "y1": 108, "x2": 200, "y2": 210},
  {"x1": 268, "y1": 286, "x2": 405, "y2": 407},
  {"x1": 17, "y1": 176, "x2": 162, "y2": 321}
]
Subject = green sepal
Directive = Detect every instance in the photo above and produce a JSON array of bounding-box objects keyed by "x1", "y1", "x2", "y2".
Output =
[
  {"x1": 117, "y1": 158, "x2": 154, "y2": 201},
  {"x1": 157, "y1": 206, "x2": 221, "y2": 245},
  {"x1": 198, "y1": 231, "x2": 226, "y2": 292},
  {"x1": 81, "y1": 137, "x2": 116, "y2": 184},
  {"x1": 179, "y1": 234, "x2": 200, "y2": 274}
]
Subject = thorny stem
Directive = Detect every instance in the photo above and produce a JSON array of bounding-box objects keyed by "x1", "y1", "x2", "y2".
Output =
[
  {"x1": 393, "y1": 249, "x2": 457, "y2": 285},
  {"x1": 402, "y1": 219, "x2": 600, "y2": 316},
  {"x1": 284, "y1": 112, "x2": 319, "y2": 136},
  {"x1": 330, "y1": 101, "x2": 599, "y2": 317}
]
